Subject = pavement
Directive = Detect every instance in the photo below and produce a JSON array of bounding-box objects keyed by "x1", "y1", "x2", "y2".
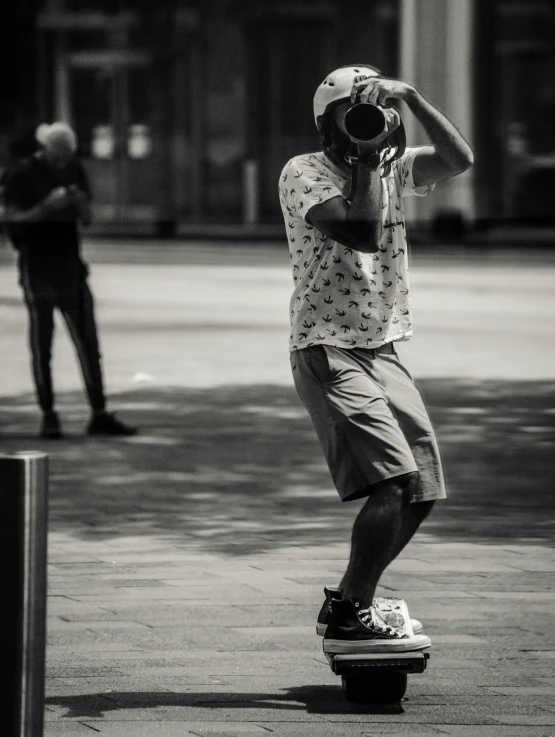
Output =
[
  {"x1": 79, "y1": 218, "x2": 555, "y2": 249},
  {"x1": 1, "y1": 238, "x2": 555, "y2": 736}
]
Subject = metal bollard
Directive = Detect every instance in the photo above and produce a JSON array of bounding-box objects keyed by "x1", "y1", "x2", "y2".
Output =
[{"x1": 0, "y1": 451, "x2": 48, "y2": 737}]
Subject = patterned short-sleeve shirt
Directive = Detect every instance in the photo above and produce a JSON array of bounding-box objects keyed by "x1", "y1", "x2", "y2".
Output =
[{"x1": 278, "y1": 147, "x2": 434, "y2": 352}]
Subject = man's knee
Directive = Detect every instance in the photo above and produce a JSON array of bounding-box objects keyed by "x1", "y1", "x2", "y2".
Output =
[
  {"x1": 397, "y1": 471, "x2": 421, "y2": 505},
  {"x1": 374, "y1": 471, "x2": 420, "y2": 505}
]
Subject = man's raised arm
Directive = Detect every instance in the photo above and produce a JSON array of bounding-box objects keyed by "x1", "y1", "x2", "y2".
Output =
[{"x1": 350, "y1": 75, "x2": 474, "y2": 187}]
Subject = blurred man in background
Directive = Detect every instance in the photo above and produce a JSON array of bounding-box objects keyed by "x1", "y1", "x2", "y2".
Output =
[
  {"x1": 279, "y1": 65, "x2": 474, "y2": 654},
  {"x1": 3, "y1": 122, "x2": 136, "y2": 439}
]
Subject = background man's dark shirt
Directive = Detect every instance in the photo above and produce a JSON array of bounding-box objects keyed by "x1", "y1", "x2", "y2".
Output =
[{"x1": 4, "y1": 154, "x2": 90, "y2": 295}]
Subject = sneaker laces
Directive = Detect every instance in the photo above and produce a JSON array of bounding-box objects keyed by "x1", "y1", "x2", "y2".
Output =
[
  {"x1": 373, "y1": 598, "x2": 407, "y2": 631},
  {"x1": 356, "y1": 603, "x2": 401, "y2": 637}
]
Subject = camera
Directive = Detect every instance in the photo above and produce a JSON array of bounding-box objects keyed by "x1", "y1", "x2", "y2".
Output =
[
  {"x1": 343, "y1": 92, "x2": 407, "y2": 165},
  {"x1": 343, "y1": 102, "x2": 387, "y2": 144}
]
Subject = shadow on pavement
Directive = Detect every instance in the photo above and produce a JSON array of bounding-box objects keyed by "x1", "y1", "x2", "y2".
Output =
[
  {"x1": 45, "y1": 685, "x2": 403, "y2": 718},
  {"x1": 1, "y1": 379, "x2": 554, "y2": 552}
]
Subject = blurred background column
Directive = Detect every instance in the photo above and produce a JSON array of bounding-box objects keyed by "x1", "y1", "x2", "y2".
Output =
[{"x1": 400, "y1": 0, "x2": 475, "y2": 234}]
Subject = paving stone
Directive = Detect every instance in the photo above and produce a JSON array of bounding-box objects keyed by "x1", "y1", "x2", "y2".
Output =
[
  {"x1": 500, "y1": 560, "x2": 555, "y2": 573},
  {"x1": 78, "y1": 724, "x2": 273, "y2": 736},
  {"x1": 68, "y1": 584, "x2": 262, "y2": 602},
  {"x1": 420, "y1": 659, "x2": 486, "y2": 670},
  {"x1": 491, "y1": 715, "x2": 555, "y2": 726},
  {"x1": 410, "y1": 693, "x2": 549, "y2": 709},
  {"x1": 472, "y1": 592, "x2": 555, "y2": 601},
  {"x1": 317, "y1": 703, "x2": 501, "y2": 724},
  {"x1": 171, "y1": 726, "x2": 272, "y2": 736},
  {"x1": 520, "y1": 651, "x2": 555, "y2": 659},
  {"x1": 143, "y1": 707, "x2": 321, "y2": 723},
  {"x1": 430, "y1": 635, "x2": 487, "y2": 644},
  {"x1": 229, "y1": 626, "x2": 313, "y2": 636},
  {"x1": 484, "y1": 687, "x2": 555, "y2": 697},
  {"x1": 248, "y1": 726, "x2": 444, "y2": 737},
  {"x1": 394, "y1": 560, "x2": 519, "y2": 573},
  {"x1": 438, "y1": 728, "x2": 555, "y2": 736},
  {"x1": 258, "y1": 727, "x2": 446, "y2": 737},
  {"x1": 46, "y1": 679, "x2": 176, "y2": 695},
  {"x1": 47, "y1": 667, "x2": 128, "y2": 678},
  {"x1": 45, "y1": 694, "x2": 162, "y2": 721},
  {"x1": 47, "y1": 630, "x2": 105, "y2": 646},
  {"x1": 382, "y1": 589, "x2": 481, "y2": 599},
  {"x1": 44, "y1": 723, "x2": 98, "y2": 736},
  {"x1": 48, "y1": 618, "x2": 151, "y2": 632}
]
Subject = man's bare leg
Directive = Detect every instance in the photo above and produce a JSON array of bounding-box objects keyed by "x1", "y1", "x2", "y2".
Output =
[
  {"x1": 385, "y1": 498, "x2": 435, "y2": 566},
  {"x1": 339, "y1": 472, "x2": 422, "y2": 606}
]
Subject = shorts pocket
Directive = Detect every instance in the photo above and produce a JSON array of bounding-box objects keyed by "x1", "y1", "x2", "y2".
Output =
[{"x1": 307, "y1": 345, "x2": 332, "y2": 384}]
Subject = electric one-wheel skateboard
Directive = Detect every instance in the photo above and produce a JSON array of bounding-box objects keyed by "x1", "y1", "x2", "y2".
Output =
[
  {"x1": 323, "y1": 598, "x2": 431, "y2": 704},
  {"x1": 326, "y1": 647, "x2": 431, "y2": 703}
]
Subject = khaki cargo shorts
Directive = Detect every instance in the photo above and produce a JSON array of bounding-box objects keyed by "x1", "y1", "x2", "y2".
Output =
[{"x1": 290, "y1": 342, "x2": 446, "y2": 503}]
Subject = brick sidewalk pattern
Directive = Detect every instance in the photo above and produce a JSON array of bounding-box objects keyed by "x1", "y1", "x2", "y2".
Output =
[{"x1": 45, "y1": 532, "x2": 555, "y2": 736}]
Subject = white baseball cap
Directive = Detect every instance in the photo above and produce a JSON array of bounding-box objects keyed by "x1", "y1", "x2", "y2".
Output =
[{"x1": 313, "y1": 65, "x2": 382, "y2": 125}]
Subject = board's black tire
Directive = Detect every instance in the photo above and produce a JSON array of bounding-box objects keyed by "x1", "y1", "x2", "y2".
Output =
[{"x1": 342, "y1": 672, "x2": 408, "y2": 703}]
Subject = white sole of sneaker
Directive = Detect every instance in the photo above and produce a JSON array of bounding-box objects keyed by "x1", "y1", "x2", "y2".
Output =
[
  {"x1": 411, "y1": 619, "x2": 424, "y2": 634},
  {"x1": 323, "y1": 634, "x2": 431, "y2": 654},
  {"x1": 317, "y1": 620, "x2": 423, "y2": 637}
]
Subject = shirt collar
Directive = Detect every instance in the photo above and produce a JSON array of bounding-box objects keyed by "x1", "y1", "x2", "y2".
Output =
[{"x1": 321, "y1": 152, "x2": 348, "y2": 180}]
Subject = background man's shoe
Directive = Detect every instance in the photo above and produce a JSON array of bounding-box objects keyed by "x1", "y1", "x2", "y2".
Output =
[
  {"x1": 87, "y1": 411, "x2": 137, "y2": 436},
  {"x1": 323, "y1": 599, "x2": 431, "y2": 654},
  {"x1": 317, "y1": 587, "x2": 423, "y2": 636},
  {"x1": 40, "y1": 411, "x2": 63, "y2": 439}
]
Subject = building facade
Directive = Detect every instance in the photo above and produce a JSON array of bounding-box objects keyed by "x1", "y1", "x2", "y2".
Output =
[{"x1": 1, "y1": 0, "x2": 554, "y2": 231}]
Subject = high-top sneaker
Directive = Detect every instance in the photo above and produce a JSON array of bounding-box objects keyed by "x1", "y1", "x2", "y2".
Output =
[
  {"x1": 317, "y1": 587, "x2": 423, "y2": 636},
  {"x1": 323, "y1": 598, "x2": 431, "y2": 654},
  {"x1": 316, "y1": 586, "x2": 342, "y2": 636}
]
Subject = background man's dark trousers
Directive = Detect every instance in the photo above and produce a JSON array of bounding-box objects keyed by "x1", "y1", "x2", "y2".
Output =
[{"x1": 24, "y1": 277, "x2": 106, "y2": 415}]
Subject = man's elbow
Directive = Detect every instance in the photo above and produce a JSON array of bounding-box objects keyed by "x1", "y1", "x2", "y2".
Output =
[
  {"x1": 455, "y1": 148, "x2": 475, "y2": 174},
  {"x1": 314, "y1": 217, "x2": 380, "y2": 252},
  {"x1": 352, "y1": 222, "x2": 380, "y2": 253}
]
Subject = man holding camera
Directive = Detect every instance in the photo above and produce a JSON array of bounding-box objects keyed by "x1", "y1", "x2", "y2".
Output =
[
  {"x1": 4, "y1": 122, "x2": 136, "y2": 439},
  {"x1": 279, "y1": 66, "x2": 473, "y2": 653}
]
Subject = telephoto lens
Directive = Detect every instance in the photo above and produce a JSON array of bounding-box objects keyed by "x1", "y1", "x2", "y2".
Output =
[{"x1": 344, "y1": 103, "x2": 386, "y2": 143}]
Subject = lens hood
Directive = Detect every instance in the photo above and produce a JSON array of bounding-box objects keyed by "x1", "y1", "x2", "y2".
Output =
[{"x1": 343, "y1": 102, "x2": 406, "y2": 164}]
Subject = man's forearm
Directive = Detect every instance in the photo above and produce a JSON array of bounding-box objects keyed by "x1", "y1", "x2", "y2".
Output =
[
  {"x1": 76, "y1": 199, "x2": 92, "y2": 225},
  {"x1": 5, "y1": 203, "x2": 46, "y2": 224},
  {"x1": 346, "y1": 163, "x2": 382, "y2": 252},
  {"x1": 405, "y1": 88, "x2": 474, "y2": 171}
]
